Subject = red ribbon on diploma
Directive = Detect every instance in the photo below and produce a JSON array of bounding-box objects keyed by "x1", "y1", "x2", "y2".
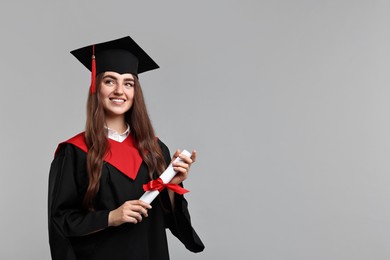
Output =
[{"x1": 143, "y1": 178, "x2": 189, "y2": 195}]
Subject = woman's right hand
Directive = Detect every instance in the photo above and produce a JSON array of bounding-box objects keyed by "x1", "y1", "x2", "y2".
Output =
[{"x1": 108, "y1": 200, "x2": 152, "y2": 226}]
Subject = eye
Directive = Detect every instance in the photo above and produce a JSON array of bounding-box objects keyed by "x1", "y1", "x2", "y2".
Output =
[
  {"x1": 104, "y1": 79, "x2": 115, "y2": 86},
  {"x1": 124, "y1": 82, "x2": 134, "y2": 88}
]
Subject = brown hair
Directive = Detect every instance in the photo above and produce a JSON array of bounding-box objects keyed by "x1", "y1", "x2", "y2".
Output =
[{"x1": 83, "y1": 73, "x2": 166, "y2": 210}]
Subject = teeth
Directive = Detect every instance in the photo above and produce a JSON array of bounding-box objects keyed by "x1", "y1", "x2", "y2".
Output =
[{"x1": 111, "y1": 99, "x2": 125, "y2": 103}]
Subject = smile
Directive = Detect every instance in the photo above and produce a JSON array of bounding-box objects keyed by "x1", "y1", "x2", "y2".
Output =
[{"x1": 109, "y1": 98, "x2": 126, "y2": 103}]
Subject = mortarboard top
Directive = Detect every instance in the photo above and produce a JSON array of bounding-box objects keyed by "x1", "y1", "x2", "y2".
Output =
[{"x1": 71, "y1": 36, "x2": 159, "y2": 76}]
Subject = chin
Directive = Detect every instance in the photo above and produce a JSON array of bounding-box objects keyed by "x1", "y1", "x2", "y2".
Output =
[{"x1": 104, "y1": 108, "x2": 130, "y2": 117}]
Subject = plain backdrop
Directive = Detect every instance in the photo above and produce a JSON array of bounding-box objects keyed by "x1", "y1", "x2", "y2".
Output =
[{"x1": 1, "y1": 0, "x2": 390, "y2": 259}]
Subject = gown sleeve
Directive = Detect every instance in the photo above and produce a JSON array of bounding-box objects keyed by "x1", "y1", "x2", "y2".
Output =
[
  {"x1": 157, "y1": 140, "x2": 205, "y2": 253},
  {"x1": 48, "y1": 144, "x2": 110, "y2": 260}
]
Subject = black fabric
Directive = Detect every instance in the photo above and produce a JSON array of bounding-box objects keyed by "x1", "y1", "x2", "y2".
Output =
[
  {"x1": 70, "y1": 36, "x2": 159, "y2": 76},
  {"x1": 48, "y1": 139, "x2": 204, "y2": 260},
  {"x1": 95, "y1": 49, "x2": 138, "y2": 76}
]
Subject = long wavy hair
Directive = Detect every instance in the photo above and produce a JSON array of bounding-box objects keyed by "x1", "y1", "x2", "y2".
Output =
[{"x1": 83, "y1": 73, "x2": 166, "y2": 210}]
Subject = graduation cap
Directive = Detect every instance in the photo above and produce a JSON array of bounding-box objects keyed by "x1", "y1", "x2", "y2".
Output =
[{"x1": 71, "y1": 36, "x2": 159, "y2": 93}]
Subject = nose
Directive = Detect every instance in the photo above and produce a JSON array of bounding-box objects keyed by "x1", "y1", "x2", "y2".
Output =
[{"x1": 113, "y1": 83, "x2": 124, "y2": 95}]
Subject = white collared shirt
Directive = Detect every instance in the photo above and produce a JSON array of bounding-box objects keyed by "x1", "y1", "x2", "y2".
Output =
[{"x1": 106, "y1": 124, "x2": 130, "y2": 143}]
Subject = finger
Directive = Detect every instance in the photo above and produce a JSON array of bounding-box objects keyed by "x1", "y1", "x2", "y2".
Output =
[
  {"x1": 139, "y1": 207, "x2": 149, "y2": 218},
  {"x1": 119, "y1": 210, "x2": 140, "y2": 224},
  {"x1": 126, "y1": 210, "x2": 143, "y2": 222},
  {"x1": 191, "y1": 150, "x2": 197, "y2": 163},
  {"x1": 173, "y1": 163, "x2": 189, "y2": 173},
  {"x1": 125, "y1": 200, "x2": 152, "y2": 209},
  {"x1": 128, "y1": 204, "x2": 149, "y2": 217},
  {"x1": 125, "y1": 215, "x2": 140, "y2": 224},
  {"x1": 170, "y1": 173, "x2": 187, "y2": 184},
  {"x1": 136, "y1": 200, "x2": 152, "y2": 209},
  {"x1": 172, "y1": 169, "x2": 188, "y2": 180},
  {"x1": 173, "y1": 149, "x2": 181, "y2": 159},
  {"x1": 173, "y1": 161, "x2": 190, "y2": 170},
  {"x1": 133, "y1": 208, "x2": 148, "y2": 218},
  {"x1": 170, "y1": 150, "x2": 180, "y2": 164},
  {"x1": 177, "y1": 154, "x2": 193, "y2": 164}
]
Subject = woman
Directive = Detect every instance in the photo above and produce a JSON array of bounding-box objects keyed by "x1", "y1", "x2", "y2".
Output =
[{"x1": 48, "y1": 36, "x2": 204, "y2": 260}]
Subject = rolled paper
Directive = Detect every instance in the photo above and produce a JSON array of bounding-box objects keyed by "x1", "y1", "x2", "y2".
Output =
[
  {"x1": 143, "y1": 177, "x2": 189, "y2": 194},
  {"x1": 139, "y1": 150, "x2": 191, "y2": 204}
]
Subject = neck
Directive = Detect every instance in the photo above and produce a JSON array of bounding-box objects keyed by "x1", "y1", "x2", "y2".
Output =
[{"x1": 105, "y1": 115, "x2": 127, "y2": 133}]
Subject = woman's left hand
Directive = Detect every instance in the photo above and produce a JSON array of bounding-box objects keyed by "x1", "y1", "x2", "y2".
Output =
[{"x1": 169, "y1": 149, "x2": 196, "y2": 185}]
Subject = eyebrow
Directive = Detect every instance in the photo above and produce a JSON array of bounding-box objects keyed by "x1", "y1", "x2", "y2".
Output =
[{"x1": 102, "y1": 75, "x2": 135, "y2": 82}]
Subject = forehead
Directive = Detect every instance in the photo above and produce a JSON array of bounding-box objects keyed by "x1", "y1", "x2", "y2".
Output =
[{"x1": 102, "y1": 71, "x2": 135, "y2": 80}]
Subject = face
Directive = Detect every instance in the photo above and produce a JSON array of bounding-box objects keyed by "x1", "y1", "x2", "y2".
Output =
[{"x1": 99, "y1": 71, "x2": 135, "y2": 118}]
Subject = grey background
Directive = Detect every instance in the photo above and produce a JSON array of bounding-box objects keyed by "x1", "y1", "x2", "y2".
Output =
[{"x1": 1, "y1": 0, "x2": 390, "y2": 259}]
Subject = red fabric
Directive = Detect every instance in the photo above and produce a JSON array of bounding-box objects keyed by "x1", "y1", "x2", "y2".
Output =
[
  {"x1": 55, "y1": 132, "x2": 143, "y2": 180},
  {"x1": 89, "y1": 45, "x2": 96, "y2": 94},
  {"x1": 143, "y1": 177, "x2": 189, "y2": 195}
]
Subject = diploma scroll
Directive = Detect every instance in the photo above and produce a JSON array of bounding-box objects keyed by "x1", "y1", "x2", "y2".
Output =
[{"x1": 139, "y1": 150, "x2": 191, "y2": 204}]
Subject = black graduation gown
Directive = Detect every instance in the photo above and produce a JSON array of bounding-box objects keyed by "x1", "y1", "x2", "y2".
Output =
[{"x1": 48, "y1": 136, "x2": 204, "y2": 260}]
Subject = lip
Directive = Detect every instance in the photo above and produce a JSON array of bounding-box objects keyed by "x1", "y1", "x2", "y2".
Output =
[{"x1": 109, "y1": 97, "x2": 126, "y2": 104}]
